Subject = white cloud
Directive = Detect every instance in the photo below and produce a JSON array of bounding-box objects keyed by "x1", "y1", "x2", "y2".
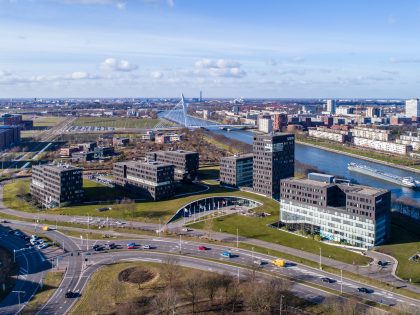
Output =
[
  {"x1": 100, "y1": 58, "x2": 138, "y2": 72},
  {"x1": 194, "y1": 58, "x2": 246, "y2": 78},
  {"x1": 150, "y1": 71, "x2": 163, "y2": 79},
  {"x1": 61, "y1": 0, "x2": 126, "y2": 9}
]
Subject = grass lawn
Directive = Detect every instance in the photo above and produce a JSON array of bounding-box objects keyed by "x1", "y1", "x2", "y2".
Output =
[
  {"x1": 22, "y1": 271, "x2": 64, "y2": 315},
  {"x1": 189, "y1": 214, "x2": 370, "y2": 266},
  {"x1": 376, "y1": 214, "x2": 420, "y2": 284},
  {"x1": 72, "y1": 117, "x2": 175, "y2": 129},
  {"x1": 203, "y1": 135, "x2": 240, "y2": 154},
  {"x1": 3, "y1": 178, "x2": 276, "y2": 223},
  {"x1": 297, "y1": 136, "x2": 420, "y2": 170},
  {"x1": 197, "y1": 165, "x2": 220, "y2": 180},
  {"x1": 23, "y1": 116, "x2": 66, "y2": 128}
]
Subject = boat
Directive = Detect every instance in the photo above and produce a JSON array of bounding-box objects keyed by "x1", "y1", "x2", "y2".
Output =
[{"x1": 347, "y1": 162, "x2": 420, "y2": 189}]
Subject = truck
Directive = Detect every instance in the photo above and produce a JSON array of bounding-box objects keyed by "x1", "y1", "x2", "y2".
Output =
[{"x1": 272, "y1": 259, "x2": 286, "y2": 267}]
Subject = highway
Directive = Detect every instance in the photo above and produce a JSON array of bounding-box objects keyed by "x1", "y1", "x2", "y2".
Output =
[{"x1": 1, "y1": 220, "x2": 420, "y2": 315}]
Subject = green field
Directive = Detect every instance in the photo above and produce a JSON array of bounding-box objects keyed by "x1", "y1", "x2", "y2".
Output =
[
  {"x1": 72, "y1": 117, "x2": 175, "y2": 129},
  {"x1": 189, "y1": 214, "x2": 370, "y2": 266},
  {"x1": 3, "y1": 178, "x2": 276, "y2": 223},
  {"x1": 377, "y1": 215, "x2": 420, "y2": 284},
  {"x1": 23, "y1": 115, "x2": 65, "y2": 127}
]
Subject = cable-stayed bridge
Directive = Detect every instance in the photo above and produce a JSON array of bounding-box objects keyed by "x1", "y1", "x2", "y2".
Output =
[{"x1": 154, "y1": 94, "x2": 252, "y2": 130}]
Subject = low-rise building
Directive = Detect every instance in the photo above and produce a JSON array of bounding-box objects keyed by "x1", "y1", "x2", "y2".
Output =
[
  {"x1": 30, "y1": 164, "x2": 83, "y2": 208},
  {"x1": 353, "y1": 137, "x2": 411, "y2": 155},
  {"x1": 308, "y1": 127, "x2": 349, "y2": 143},
  {"x1": 352, "y1": 126, "x2": 395, "y2": 142},
  {"x1": 396, "y1": 129, "x2": 420, "y2": 151},
  {"x1": 71, "y1": 151, "x2": 95, "y2": 162},
  {"x1": 60, "y1": 146, "x2": 82, "y2": 158},
  {"x1": 280, "y1": 174, "x2": 391, "y2": 249},
  {"x1": 0, "y1": 126, "x2": 20, "y2": 150},
  {"x1": 113, "y1": 160, "x2": 174, "y2": 201},
  {"x1": 146, "y1": 150, "x2": 199, "y2": 181},
  {"x1": 113, "y1": 137, "x2": 130, "y2": 147},
  {"x1": 219, "y1": 153, "x2": 253, "y2": 187},
  {"x1": 93, "y1": 146, "x2": 114, "y2": 159}
]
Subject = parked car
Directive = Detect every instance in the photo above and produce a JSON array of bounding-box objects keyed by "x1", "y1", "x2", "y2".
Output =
[{"x1": 357, "y1": 287, "x2": 374, "y2": 294}]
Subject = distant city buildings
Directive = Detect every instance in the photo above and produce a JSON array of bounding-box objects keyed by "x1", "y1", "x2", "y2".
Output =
[
  {"x1": 258, "y1": 117, "x2": 273, "y2": 133},
  {"x1": 280, "y1": 173, "x2": 391, "y2": 249},
  {"x1": 113, "y1": 160, "x2": 174, "y2": 201},
  {"x1": 405, "y1": 98, "x2": 420, "y2": 120},
  {"x1": 326, "y1": 99, "x2": 336, "y2": 114},
  {"x1": 30, "y1": 164, "x2": 83, "y2": 208},
  {"x1": 219, "y1": 153, "x2": 253, "y2": 188},
  {"x1": 146, "y1": 150, "x2": 199, "y2": 181},
  {"x1": 253, "y1": 133, "x2": 295, "y2": 199}
]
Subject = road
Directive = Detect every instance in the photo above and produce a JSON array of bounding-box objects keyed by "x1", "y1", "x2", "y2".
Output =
[
  {"x1": 1, "y1": 220, "x2": 420, "y2": 315},
  {"x1": 0, "y1": 226, "x2": 51, "y2": 315}
]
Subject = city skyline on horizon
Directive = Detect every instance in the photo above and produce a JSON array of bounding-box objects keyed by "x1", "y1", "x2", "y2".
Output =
[{"x1": 2, "y1": 0, "x2": 420, "y2": 98}]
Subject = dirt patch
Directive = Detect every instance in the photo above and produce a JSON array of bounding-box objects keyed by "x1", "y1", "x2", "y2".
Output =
[{"x1": 118, "y1": 266, "x2": 156, "y2": 285}]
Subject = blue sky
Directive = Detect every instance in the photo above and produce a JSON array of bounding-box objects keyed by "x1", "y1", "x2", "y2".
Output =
[{"x1": 1, "y1": 0, "x2": 420, "y2": 98}]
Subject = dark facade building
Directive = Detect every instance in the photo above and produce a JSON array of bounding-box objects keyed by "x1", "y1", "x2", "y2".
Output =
[
  {"x1": 113, "y1": 137, "x2": 130, "y2": 147},
  {"x1": 146, "y1": 150, "x2": 199, "y2": 181},
  {"x1": 93, "y1": 146, "x2": 114, "y2": 159},
  {"x1": 219, "y1": 153, "x2": 253, "y2": 187},
  {"x1": 280, "y1": 174, "x2": 391, "y2": 248},
  {"x1": 253, "y1": 133, "x2": 295, "y2": 199},
  {"x1": 0, "y1": 113, "x2": 33, "y2": 130},
  {"x1": 71, "y1": 151, "x2": 95, "y2": 162},
  {"x1": 113, "y1": 160, "x2": 174, "y2": 201},
  {"x1": 0, "y1": 126, "x2": 20, "y2": 150},
  {"x1": 30, "y1": 164, "x2": 83, "y2": 208}
]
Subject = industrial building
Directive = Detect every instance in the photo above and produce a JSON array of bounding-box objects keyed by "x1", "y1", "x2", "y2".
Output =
[
  {"x1": 30, "y1": 164, "x2": 83, "y2": 208},
  {"x1": 253, "y1": 133, "x2": 295, "y2": 199},
  {"x1": 219, "y1": 153, "x2": 253, "y2": 187},
  {"x1": 113, "y1": 160, "x2": 175, "y2": 200},
  {"x1": 280, "y1": 173, "x2": 391, "y2": 249}
]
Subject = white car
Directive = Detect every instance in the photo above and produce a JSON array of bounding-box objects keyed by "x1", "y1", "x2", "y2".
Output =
[{"x1": 142, "y1": 244, "x2": 151, "y2": 249}]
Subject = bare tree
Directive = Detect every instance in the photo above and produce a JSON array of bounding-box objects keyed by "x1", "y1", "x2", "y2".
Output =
[
  {"x1": 202, "y1": 274, "x2": 222, "y2": 304},
  {"x1": 161, "y1": 255, "x2": 181, "y2": 288},
  {"x1": 153, "y1": 287, "x2": 178, "y2": 315},
  {"x1": 183, "y1": 276, "x2": 202, "y2": 313}
]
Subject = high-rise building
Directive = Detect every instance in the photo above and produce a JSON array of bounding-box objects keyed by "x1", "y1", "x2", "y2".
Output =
[
  {"x1": 366, "y1": 107, "x2": 382, "y2": 118},
  {"x1": 232, "y1": 105, "x2": 240, "y2": 115},
  {"x1": 280, "y1": 173, "x2": 391, "y2": 249},
  {"x1": 146, "y1": 150, "x2": 199, "y2": 181},
  {"x1": 219, "y1": 153, "x2": 253, "y2": 187},
  {"x1": 273, "y1": 113, "x2": 288, "y2": 131},
  {"x1": 326, "y1": 99, "x2": 336, "y2": 114},
  {"x1": 405, "y1": 98, "x2": 420, "y2": 119},
  {"x1": 30, "y1": 164, "x2": 83, "y2": 208},
  {"x1": 253, "y1": 133, "x2": 295, "y2": 199},
  {"x1": 113, "y1": 160, "x2": 174, "y2": 201},
  {"x1": 258, "y1": 117, "x2": 273, "y2": 133},
  {"x1": 199, "y1": 90, "x2": 203, "y2": 102}
]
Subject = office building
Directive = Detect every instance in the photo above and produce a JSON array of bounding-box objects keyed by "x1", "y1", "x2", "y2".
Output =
[
  {"x1": 93, "y1": 146, "x2": 114, "y2": 159},
  {"x1": 280, "y1": 174, "x2": 391, "y2": 249},
  {"x1": 147, "y1": 150, "x2": 199, "y2": 181},
  {"x1": 273, "y1": 113, "x2": 288, "y2": 131},
  {"x1": 258, "y1": 117, "x2": 273, "y2": 133},
  {"x1": 219, "y1": 153, "x2": 253, "y2": 187},
  {"x1": 253, "y1": 133, "x2": 295, "y2": 199},
  {"x1": 0, "y1": 126, "x2": 20, "y2": 149},
  {"x1": 366, "y1": 107, "x2": 382, "y2": 118},
  {"x1": 113, "y1": 160, "x2": 174, "y2": 201},
  {"x1": 326, "y1": 99, "x2": 336, "y2": 114},
  {"x1": 30, "y1": 164, "x2": 83, "y2": 208},
  {"x1": 113, "y1": 137, "x2": 130, "y2": 147},
  {"x1": 405, "y1": 98, "x2": 420, "y2": 119}
]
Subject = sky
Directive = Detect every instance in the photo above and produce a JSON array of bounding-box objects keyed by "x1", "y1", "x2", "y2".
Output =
[{"x1": 1, "y1": 0, "x2": 420, "y2": 98}]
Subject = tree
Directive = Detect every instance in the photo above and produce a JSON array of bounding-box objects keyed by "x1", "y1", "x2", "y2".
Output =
[
  {"x1": 203, "y1": 218, "x2": 214, "y2": 239},
  {"x1": 202, "y1": 274, "x2": 222, "y2": 304},
  {"x1": 153, "y1": 287, "x2": 178, "y2": 315},
  {"x1": 109, "y1": 278, "x2": 123, "y2": 304},
  {"x1": 161, "y1": 255, "x2": 181, "y2": 288},
  {"x1": 183, "y1": 276, "x2": 202, "y2": 313}
]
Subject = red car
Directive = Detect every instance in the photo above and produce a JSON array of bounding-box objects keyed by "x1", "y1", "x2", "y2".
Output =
[
  {"x1": 198, "y1": 246, "x2": 207, "y2": 251},
  {"x1": 127, "y1": 243, "x2": 136, "y2": 249}
]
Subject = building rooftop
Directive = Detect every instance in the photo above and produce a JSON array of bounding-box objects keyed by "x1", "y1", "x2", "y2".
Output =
[
  {"x1": 222, "y1": 153, "x2": 254, "y2": 161},
  {"x1": 36, "y1": 163, "x2": 82, "y2": 172},
  {"x1": 283, "y1": 177, "x2": 334, "y2": 188},
  {"x1": 115, "y1": 160, "x2": 173, "y2": 168},
  {"x1": 150, "y1": 150, "x2": 198, "y2": 156}
]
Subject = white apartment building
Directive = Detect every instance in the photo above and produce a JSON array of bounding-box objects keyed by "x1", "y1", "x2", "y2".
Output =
[
  {"x1": 352, "y1": 126, "x2": 395, "y2": 142},
  {"x1": 326, "y1": 99, "x2": 336, "y2": 114},
  {"x1": 258, "y1": 117, "x2": 273, "y2": 133},
  {"x1": 353, "y1": 137, "x2": 411, "y2": 155},
  {"x1": 308, "y1": 128, "x2": 347, "y2": 143},
  {"x1": 396, "y1": 129, "x2": 420, "y2": 151},
  {"x1": 405, "y1": 98, "x2": 420, "y2": 118}
]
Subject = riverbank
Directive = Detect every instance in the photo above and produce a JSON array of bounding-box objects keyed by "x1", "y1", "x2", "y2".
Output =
[{"x1": 296, "y1": 140, "x2": 420, "y2": 174}]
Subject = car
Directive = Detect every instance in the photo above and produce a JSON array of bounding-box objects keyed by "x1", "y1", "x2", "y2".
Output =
[
  {"x1": 0, "y1": 220, "x2": 8, "y2": 223},
  {"x1": 13, "y1": 231, "x2": 23, "y2": 237},
  {"x1": 321, "y1": 277, "x2": 336, "y2": 283},
  {"x1": 142, "y1": 245, "x2": 151, "y2": 249},
  {"x1": 30, "y1": 239, "x2": 38, "y2": 245},
  {"x1": 65, "y1": 291, "x2": 75, "y2": 298},
  {"x1": 31, "y1": 235, "x2": 39, "y2": 240},
  {"x1": 182, "y1": 228, "x2": 192, "y2": 232},
  {"x1": 198, "y1": 246, "x2": 207, "y2": 251},
  {"x1": 357, "y1": 287, "x2": 374, "y2": 294},
  {"x1": 221, "y1": 251, "x2": 233, "y2": 258},
  {"x1": 93, "y1": 246, "x2": 104, "y2": 251},
  {"x1": 127, "y1": 243, "x2": 136, "y2": 249},
  {"x1": 378, "y1": 261, "x2": 389, "y2": 267},
  {"x1": 253, "y1": 259, "x2": 264, "y2": 266},
  {"x1": 107, "y1": 243, "x2": 116, "y2": 249}
]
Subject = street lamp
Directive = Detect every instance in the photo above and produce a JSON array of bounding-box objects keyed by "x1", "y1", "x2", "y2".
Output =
[
  {"x1": 319, "y1": 247, "x2": 322, "y2": 270},
  {"x1": 12, "y1": 290, "x2": 25, "y2": 314},
  {"x1": 279, "y1": 294, "x2": 285, "y2": 315}
]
